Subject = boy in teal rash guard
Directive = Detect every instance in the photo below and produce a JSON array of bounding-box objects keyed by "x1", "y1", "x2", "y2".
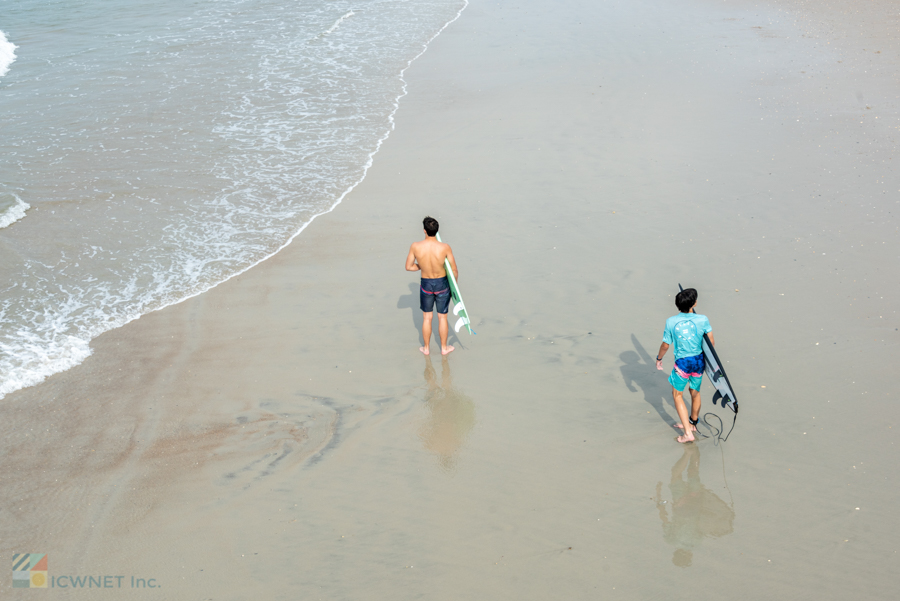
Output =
[{"x1": 655, "y1": 288, "x2": 716, "y2": 443}]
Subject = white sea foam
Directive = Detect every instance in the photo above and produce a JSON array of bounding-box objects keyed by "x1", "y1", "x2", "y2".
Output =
[
  {"x1": 0, "y1": 30, "x2": 16, "y2": 78},
  {"x1": 0, "y1": 0, "x2": 469, "y2": 401},
  {"x1": 324, "y1": 11, "x2": 355, "y2": 35},
  {"x1": 0, "y1": 194, "x2": 30, "y2": 229},
  {"x1": 0, "y1": 327, "x2": 92, "y2": 399}
]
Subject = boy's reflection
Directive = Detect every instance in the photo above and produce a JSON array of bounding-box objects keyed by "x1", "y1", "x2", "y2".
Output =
[
  {"x1": 420, "y1": 356, "x2": 475, "y2": 472},
  {"x1": 654, "y1": 445, "x2": 734, "y2": 567}
]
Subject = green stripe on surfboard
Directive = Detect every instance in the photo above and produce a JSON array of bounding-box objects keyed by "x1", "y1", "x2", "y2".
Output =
[{"x1": 436, "y1": 233, "x2": 475, "y2": 335}]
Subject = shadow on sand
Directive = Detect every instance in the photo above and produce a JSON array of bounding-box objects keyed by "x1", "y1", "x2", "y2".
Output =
[
  {"x1": 620, "y1": 333, "x2": 676, "y2": 428},
  {"x1": 653, "y1": 444, "x2": 734, "y2": 567}
]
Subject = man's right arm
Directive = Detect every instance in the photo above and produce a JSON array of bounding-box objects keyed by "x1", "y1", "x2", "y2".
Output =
[
  {"x1": 656, "y1": 342, "x2": 669, "y2": 371},
  {"x1": 657, "y1": 323, "x2": 672, "y2": 370},
  {"x1": 405, "y1": 245, "x2": 420, "y2": 272}
]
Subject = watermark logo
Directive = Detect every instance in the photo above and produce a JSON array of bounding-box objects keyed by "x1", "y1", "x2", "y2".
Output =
[
  {"x1": 12, "y1": 553, "x2": 48, "y2": 589},
  {"x1": 12, "y1": 553, "x2": 160, "y2": 590}
]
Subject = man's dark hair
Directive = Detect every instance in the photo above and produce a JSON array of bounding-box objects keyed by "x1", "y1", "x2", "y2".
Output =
[
  {"x1": 676, "y1": 288, "x2": 697, "y2": 313},
  {"x1": 423, "y1": 216, "x2": 439, "y2": 237}
]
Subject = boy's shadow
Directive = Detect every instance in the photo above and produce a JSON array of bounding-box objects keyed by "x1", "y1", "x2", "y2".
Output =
[
  {"x1": 620, "y1": 334, "x2": 674, "y2": 427},
  {"x1": 397, "y1": 282, "x2": 462, "y2": 348}
]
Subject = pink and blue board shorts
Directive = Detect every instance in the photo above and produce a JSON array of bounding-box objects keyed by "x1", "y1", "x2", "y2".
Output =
[
  {"x1": 669, "y1": 353, "x2": 704, "y2": 392},
  {"x1": 420, "y1": 277, "x2": 451, "y2": 314}
]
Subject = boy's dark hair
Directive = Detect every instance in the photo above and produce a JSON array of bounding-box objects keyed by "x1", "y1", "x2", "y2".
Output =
[
  {"x1": 676, "y1": 288, "x2": 698, "y2": 313},
  {"x1": 423, "y1": 216, "x2": 439, "y2": 237}
]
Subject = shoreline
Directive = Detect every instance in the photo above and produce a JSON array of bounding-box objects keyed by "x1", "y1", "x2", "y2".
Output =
[
  {"x1": 0, "y1": 1, "x2": 469, "y2": 402},
  {"x1": 2, "y1": 0, "x2": 899, "y2": 598}
]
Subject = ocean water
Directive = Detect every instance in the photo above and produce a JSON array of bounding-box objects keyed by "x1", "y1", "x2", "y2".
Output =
[
  {"x1": 0, "y1": 0, "x2": 466, "y2": 398},
  {"x1": 0, "y1": 30, "x2": 15, "y2": 77}
]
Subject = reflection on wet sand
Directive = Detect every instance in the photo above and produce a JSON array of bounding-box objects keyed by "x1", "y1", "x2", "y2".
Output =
[
  {"x1": 654, "y1": 445, "x2": 734, "y2": 567},
  {"x1": 419, "y1": 356, "x2": 476, "y2": 472}
]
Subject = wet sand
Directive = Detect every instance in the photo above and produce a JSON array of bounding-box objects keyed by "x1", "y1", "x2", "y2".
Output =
[{"x1": 2, "y1": 0, "x2": 899, "y2": 598}]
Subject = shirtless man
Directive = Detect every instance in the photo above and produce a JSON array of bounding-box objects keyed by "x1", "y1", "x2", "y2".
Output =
[{"x1": 405, "y1": 216, "x2": 458, "y2": 356}]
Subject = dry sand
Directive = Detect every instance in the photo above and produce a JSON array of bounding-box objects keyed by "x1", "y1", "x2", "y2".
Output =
[{"x1": 2, "y1": 0, "x2": 899, "y2": 598}]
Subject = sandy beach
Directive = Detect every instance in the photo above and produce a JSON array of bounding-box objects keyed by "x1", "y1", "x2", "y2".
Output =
[{"x1": 2, "y1": 0, "x2": 899, "y2": 598}]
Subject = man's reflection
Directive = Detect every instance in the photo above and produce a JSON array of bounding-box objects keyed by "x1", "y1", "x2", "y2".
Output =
[
  {"x1": 420, "y1": 355, "x2": 475, "y2": 472},
  {"x1": 654, "y1": 444, "x2": 734, "y2": 567}
]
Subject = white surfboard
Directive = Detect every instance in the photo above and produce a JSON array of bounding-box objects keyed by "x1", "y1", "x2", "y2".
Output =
[{"x1": 436, "y1": 233, "x2": 475, "y2": 335}]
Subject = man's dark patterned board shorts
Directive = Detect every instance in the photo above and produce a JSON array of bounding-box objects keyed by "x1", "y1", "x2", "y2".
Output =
[{"x1": 420, "y1": 277, "x2": 451, "y2": 314}]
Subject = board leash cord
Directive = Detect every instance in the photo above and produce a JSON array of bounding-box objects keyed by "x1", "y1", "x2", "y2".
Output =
[{"x1": 699, "y1": 411, "x2": 737, "y2": 444}]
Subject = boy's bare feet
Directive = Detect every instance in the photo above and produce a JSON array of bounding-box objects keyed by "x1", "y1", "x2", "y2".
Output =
[
  {"x1": 675, "y1": 422, "x2": 698, "y2": 431},
  {"x1": 676, "y1": 432, "x2": 695, "y2": 443},
  {"x1": 419, "y1": 346, "x2": 430, "y2": 356},
  {"x1": 441, "y1": 345, "x2": 455, "y2": 355}
]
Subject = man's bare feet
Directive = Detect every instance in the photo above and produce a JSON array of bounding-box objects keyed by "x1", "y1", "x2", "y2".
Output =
[
  {"x1": 441, "y1": 345, "x2": 455, "y2": 355},
  {"x1": 676, "y1": 432, "x2": 695, "y2": 443},
  {"x1": 675, "y1": 422, "x2": 698, "y2": 431},
  {"x1": 419, "y1": 346, "x2": 430, "y2": 356}
]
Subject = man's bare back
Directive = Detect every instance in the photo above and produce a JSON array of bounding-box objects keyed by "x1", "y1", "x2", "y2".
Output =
[{"x1": 405, "y1": 237, "x2": 458, "y2": 280}]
